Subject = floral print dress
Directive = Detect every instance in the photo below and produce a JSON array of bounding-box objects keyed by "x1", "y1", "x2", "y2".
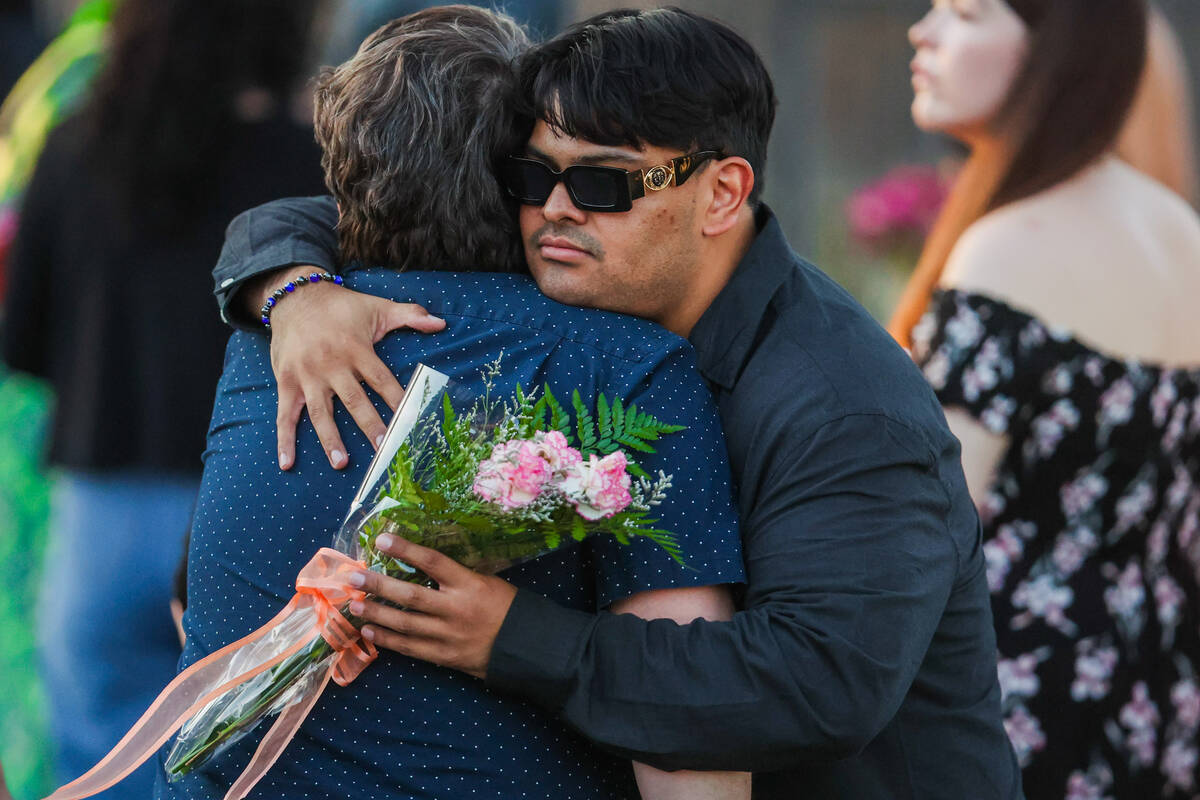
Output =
[{"x1": 912, "y1": 289, "x2": 1200, "y2": 800}]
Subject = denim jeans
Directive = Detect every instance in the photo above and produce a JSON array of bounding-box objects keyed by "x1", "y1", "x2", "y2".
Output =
[{"x1": 38, "y1": 471, "x2": 196, "y2": 799}]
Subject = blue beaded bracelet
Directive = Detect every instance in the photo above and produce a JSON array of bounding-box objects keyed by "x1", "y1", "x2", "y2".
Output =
[{"x1": 260, "y1": 271, "x2": 344, "y2": 328}]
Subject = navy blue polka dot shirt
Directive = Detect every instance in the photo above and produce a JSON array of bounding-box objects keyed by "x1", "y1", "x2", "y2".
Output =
[{"x1": 157, "y1": 270, "x2": 743, "y2": 800}]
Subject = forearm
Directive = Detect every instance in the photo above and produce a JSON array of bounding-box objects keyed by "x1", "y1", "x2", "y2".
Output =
[
  {"x1": 214, "y1": 195, "x2": 340, "y2": 329},
  {"x1": 612, "y1": 586, "x2": 749, "y2": 798},
  {"x1": 490, "y1": 593, "x2": 877, "y2": 771},
  {"x1": 633, "y1": 764, "x2": 750, "y2": 800},
  {"x1": 488, "y1": 419, "x2": 960, "y2": 772}
]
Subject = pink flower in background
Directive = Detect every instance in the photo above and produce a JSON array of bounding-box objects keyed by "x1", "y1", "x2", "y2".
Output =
[
  {"x1": 1004, "y1": 705, "x2": 1047, "y2": 767},
  {"x1": 846, "y1": 165, "x2": 950, "y2": 250},
  {"x1": 0, "y1": 207, "x2": 17, "y2": 298},
  {"x1": 473, "y1": 439, "x2": 553, "y2": 509},
  {"x1": 561, "y1": 451, "x2": 632, "y2": 521}
]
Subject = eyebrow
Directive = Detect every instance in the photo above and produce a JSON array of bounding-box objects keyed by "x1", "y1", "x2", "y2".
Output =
[{"x1": 524, "y1": 143, "x2": 644, "y2": 168}]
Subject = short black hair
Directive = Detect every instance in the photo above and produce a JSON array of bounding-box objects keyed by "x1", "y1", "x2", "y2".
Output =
[{"x1": 515, "y1": 7, "x2": 777, "y2": 203}]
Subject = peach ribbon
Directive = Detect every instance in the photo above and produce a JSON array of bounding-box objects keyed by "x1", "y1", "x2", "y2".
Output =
[{"x1": 43, "y1": 548, "x2": 378, "y2": 800}]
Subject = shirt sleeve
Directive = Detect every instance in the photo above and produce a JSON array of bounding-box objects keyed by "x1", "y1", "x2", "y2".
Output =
[
  {"x1": 487, "y1": 412, "x2": 960, "y2": 772},
  {"x1": 584, "y1": 342, "x2": 745, "y2": 608},
  {"x1": 909, "y1": 289, "x2": 1060, "y2": 436},
  {"x1": 213, "y1": 195, "x2": 339, "y2": 330}
]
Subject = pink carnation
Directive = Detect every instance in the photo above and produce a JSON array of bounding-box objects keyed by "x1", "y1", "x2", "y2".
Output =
[
  {"x1": 473, "y1": 439, "x2": 552, "y2": 509},
  {"x1": 560, "y1": 451, "x2": 632, "y2": 521},
  {"x1": 530, "y1": 430, "x2": 582, "y2": 475}
]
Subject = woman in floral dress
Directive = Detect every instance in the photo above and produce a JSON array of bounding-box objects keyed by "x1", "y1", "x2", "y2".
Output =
[{"x1": 891, "y1": 0, "x2": 1200, "y2": 797}]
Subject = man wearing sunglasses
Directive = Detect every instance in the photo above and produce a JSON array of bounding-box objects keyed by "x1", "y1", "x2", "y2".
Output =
[{"x1": 212, "y1": 7, "x2": 1019, "y2": 799}]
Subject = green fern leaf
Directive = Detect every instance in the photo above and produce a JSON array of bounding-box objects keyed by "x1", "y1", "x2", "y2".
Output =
[
  {"x1": 572, "y1": 390, "x2": 598, "y2": 454},
  {"x1": 634, "y1": 411, "x2": 685, "y2": 435},
  {"x1": 544, "y1": 385, "x2": 574, "y2": 444},
  {"x1": 626, "y1": 460, "x2": 650, "y2": 481},
  {"x1": 530, "y1": 394, "x2": 549, "y2": 435},
  {"x1": 611, "y1": 397, "x2": 626, "y2": 438},
  {"x1": 615, "y1": 433, "x2": 656, "y2": 454},
  {"x1": 637, "y1": 528, "x2": 687, "y2": 566},
  {"x1": 441, "y1": 393, "x2": 457, "y2": 443},
  {"x1": 597, "y1": 393, "x2": 612, "y2": 441}
]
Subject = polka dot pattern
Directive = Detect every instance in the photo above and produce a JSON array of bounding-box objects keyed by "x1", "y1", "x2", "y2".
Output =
[{"x1": 156, "y1": 271, "x2": 744, "y2": 799}]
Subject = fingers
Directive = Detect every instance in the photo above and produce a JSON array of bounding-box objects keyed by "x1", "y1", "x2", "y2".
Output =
[
  {"x1": 359, "y1": 626, "x2": 484, "y2": 677},
  {"x1": 352, "y1": 600, "x2": 441, "y2": 644},
  {"x1": 375, "y1": 534, "x2": 465, "y2": 586},
  {"x1": 350, "y1": 568, "x2": 444, "y2": 614},
  {"x1": 302, "y1": 386, "x2": 349, "y2": 469},
  {"x1": 357, "y1": 355, "x2": 406, "y2": 414},
  {"x1": 275, "y1": 379, "x2": 305, "y2": 471},
  {"x1": 330, "y1": 373, "x2": 388, "y2": 450},
  {"x1": 376, "y1": 302, "x2": 446, "y2": 340}
]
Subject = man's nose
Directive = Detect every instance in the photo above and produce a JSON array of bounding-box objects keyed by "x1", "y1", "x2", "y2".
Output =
[{"x1": 542, "y1": 181, "x2": 587, "y2": 224}]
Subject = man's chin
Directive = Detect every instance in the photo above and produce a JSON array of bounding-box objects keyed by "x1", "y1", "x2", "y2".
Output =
[
  {"x1": 536, "y1": 278, "x2": 591, "y2": 309},
  {"x1": 531, "y1": 263, "x2": 589, "y2": 305}
]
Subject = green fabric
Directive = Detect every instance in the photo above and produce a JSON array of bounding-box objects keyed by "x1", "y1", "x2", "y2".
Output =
[
  {"x1": 0, "y1": 368, "x2": 52, "y2": 799},
  {"x1": 0, "y1": 3, "x2": 112, "y2": 794}
]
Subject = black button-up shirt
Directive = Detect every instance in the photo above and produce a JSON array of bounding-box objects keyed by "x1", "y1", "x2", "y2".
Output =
[
  {"x1": 487, "y1": 210, "x2": 1022, "y2": 799},
  {"x1": 212, "y1": 200, "x2": 1022, "y2": 799}
]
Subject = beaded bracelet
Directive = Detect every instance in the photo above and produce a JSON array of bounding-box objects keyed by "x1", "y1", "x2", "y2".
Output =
[{"x1": 260, "y1": 271, "x2": 344, "y2": 328}]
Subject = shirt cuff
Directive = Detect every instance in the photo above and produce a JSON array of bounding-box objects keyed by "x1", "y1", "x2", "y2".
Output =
[
  {"x1": 214, "y1": 257, "x2": 340, "y2": 331},
  {"x1": 485, "y1": 588, "x2": 598, "y2": 711}
]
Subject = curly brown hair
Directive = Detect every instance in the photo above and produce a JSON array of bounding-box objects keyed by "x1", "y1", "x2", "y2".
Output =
[{"x1": 313, "y1": 6, "x2": 529, "y2": 272}]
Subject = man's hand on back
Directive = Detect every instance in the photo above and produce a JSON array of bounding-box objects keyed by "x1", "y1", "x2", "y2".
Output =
[{"x1": 242, "y1": 266, "x2": 447, "y2": 470}]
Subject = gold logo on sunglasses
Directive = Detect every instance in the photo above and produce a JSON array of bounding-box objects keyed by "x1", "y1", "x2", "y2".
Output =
[{"x1": 643, "y1": 165, "x2": 675, "y2": 192}]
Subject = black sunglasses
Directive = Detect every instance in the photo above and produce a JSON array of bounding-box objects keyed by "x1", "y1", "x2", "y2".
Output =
[{"x1": 499, "y1": 150, "x2": 723, "y2": 212}]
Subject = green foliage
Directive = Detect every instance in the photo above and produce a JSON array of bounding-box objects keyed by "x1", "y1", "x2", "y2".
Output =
[
  {"x1": 572, "y1": 391, "x2": 597, "y2": 454},
  {"x1": 370, "y1": 375, "x2": 689, "y2": 567},
  {"x1": 521, "y1": 385, "x2": 687, "y2": 481},
  {"x1": 544, "y1": 386, "x2": 572, "y2": 442},
  {"x1": 0, "y1": 371, "x2": 54, "y2": 798}
]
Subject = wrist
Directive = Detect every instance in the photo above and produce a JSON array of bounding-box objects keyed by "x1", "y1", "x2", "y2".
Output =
[
  {"x1": 241, "y1": 266, "x2": 297, "y2": 321},
  {"x1": 254, "y1": 269, "x2": 345, "y2": 329}
]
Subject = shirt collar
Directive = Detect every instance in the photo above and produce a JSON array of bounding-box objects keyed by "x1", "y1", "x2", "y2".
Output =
[{"x1": 688, "y1": 205, "x2": 798, "y2": 390}]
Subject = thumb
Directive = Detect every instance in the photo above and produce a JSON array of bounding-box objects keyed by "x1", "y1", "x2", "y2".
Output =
[{"x1": 377, "y1": 301, "x2": 447, "y2": 339}]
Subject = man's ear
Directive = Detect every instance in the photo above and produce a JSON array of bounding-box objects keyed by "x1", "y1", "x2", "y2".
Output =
[{"x1": 701, "y1": 157, "x2": 755, "y2": 237}]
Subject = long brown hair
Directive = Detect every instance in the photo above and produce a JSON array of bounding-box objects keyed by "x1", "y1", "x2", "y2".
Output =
[
  {"x1": 889, "y1": 0, "x2": 1148, "y2": 346},
  {"x1": 313, "y1": 6, "x2": 529, "y2": 272}
]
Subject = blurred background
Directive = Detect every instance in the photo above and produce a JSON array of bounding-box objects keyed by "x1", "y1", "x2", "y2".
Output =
[{"x1": 0, "y1": 1, "x2": 1195, "y2": 797}]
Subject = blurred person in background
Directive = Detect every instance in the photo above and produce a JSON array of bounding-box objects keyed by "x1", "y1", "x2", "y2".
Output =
[
  {"x1": 0, "y1": 0, "x2": 326, "y2": 796},
  {"x1": 892, "y1": 0, "x2": 1200, "y2": 796},
  {"x1": 0, "y1": 0, "x2": 43, "y2": 99},
  {"x1": 1117, "y1": 4, "x2": 1198, "y2": 208}
]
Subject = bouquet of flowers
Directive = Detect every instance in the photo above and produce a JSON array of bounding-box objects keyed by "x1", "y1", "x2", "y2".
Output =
[{"x1": 45, "y1": 359, "x2": 686, "y2": 800}]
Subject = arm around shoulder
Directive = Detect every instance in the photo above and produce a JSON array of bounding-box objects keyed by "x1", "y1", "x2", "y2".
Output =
[
  {"x1": 213, "y1": 195, "x2": 340, "y2": 328},
  {"x1": 488, "y1": 413, "x2": 962, "y2": 772}
]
